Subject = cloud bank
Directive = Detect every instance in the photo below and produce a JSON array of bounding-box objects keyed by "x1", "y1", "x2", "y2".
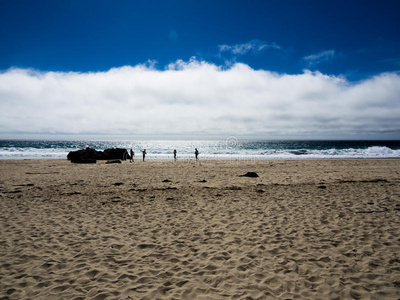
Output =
[{"x1": 1, "y1": 60, "x2": 400, "y2": 138}]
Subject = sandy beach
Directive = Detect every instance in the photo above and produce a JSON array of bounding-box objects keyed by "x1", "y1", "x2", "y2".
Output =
[{"x1": 1, "y1": 158, "x2": 400, "y2": 300}]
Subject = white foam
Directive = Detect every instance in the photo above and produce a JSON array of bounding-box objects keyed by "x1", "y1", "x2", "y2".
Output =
[
  {"x1": 0, "y1": 148, "x2": 69, "y2": 159},
  {"x1": 0, "y1": 143, "x2": 399, "y2": 160}
]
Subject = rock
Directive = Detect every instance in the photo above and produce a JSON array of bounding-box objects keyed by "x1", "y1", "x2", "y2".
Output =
[
  {"x1": 162, "y1": 179, "x2": 172, "y2": 182},
  {"x1": 240, "y1": 172, "x2": 259, "y2": 178},
  {"x1": 68, "y1": 147, "x2": 98, "y2": 163},
  {"x1": 67, "y1": 147, "x2": 130, "y2": 162},
  {"x1": 71, "y1": 158, "x2": 97, "y2": 164},
  {"x1": 103, "y1": 148, "x2": 130, "y2": 160},
  {"x1": 106, "y1": 159, "x2": 122, "y2": 164}
]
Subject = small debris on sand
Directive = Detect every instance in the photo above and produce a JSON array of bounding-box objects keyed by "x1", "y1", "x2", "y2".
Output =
[
  {"x1": 240, "y1": 172, "x2": 259, "y2": 178},
  {"x1": 106, "y1": 159, "x2": 121, "y2": 164}
]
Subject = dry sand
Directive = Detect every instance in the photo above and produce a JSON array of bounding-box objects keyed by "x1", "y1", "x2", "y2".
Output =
[{"x1": 1, "y1": 158, "x2": 400, "y2": 300}]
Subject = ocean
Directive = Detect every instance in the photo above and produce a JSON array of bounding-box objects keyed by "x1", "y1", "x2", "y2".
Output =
[{"x1": 0, "y1": 139, "x2": 400, "y2": 160}]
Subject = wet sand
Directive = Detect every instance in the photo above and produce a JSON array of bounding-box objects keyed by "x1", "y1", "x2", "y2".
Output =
[{"x1": 1, "y1": 159, "x2": 400, "y2": 299}]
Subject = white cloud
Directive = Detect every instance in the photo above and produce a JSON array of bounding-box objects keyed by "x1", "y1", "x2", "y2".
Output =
[
  {"x1": 303, "y1": 49, "x2": 335, "y2": 66},
  {"x1": 0, "y1": 61, "x2": 400, "y2": 138},
  {"x1": 218, "y1": 40, "x2": 281, "y2": 56}
]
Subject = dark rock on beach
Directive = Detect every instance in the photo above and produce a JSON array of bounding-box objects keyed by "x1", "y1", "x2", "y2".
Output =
[
  {"x1": 103, "y1": 148, "x2": 130, "y2": 160},
  {"x1": 67, "y1": 147, "x2": 130, "y2": 163},
  {"x1": 68, "y1": 148, "x2": 98, "y2": 163},
  {"x1": 239, "y1": 172, "x2": 259, "y2": 178},
  {"x1": 71, "y1": 158, "x2": 97, "y2": 164}
]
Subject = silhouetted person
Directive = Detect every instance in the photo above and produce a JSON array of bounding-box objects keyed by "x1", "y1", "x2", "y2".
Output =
[
  {"x1": 130, "y1": 148, "x2": 134, "y2": 162},
  {"x1": 173, "y1": 149, "x2": 177, "y2": 161},
  {"x1": 141, "y1": 149, "x2": 147, "y2": 162},
  {"x1": 195, "y1": 148, "x2": 199, "y2": 160}
]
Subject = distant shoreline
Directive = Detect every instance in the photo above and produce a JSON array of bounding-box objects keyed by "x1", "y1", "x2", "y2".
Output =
[
  {"x1": 1, "y1": 139, "x2": 399, "y2": 159},
  {"x1": 1, "y1": 157, "x2": 400, "y2": 162}
]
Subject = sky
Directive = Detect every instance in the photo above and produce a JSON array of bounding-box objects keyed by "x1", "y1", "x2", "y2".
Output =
[{"x1": 0, "y1": 0, "x2": 400, "y2": 140}]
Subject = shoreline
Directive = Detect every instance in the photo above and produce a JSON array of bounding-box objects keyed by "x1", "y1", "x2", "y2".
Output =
[
  {"x1": 1, "y1": 140, "x2": 399, "y2": 161},
  {"x1": 1, "y1": 156, "x2": 400, "y2": 161},
  {"x1": 1, "y1": 159, "x2": 400, "y2": 299}
]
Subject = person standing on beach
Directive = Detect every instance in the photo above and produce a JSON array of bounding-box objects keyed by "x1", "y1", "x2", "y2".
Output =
[
  {"x1": 141, "y1": 149, "x2": 147, "y2": 162},
  {"x1": 130, "y1": 149, "x2": 134, "y2": 162},
  {"x1": 173, "y1": 149, "x2": 177, "y2": 161},
  {"x1": 195, "y1": 148, "x2": 199, "y2": 160}
]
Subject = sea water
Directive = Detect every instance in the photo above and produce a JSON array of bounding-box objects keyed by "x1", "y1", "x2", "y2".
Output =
[{"x1": 0, "y1": 139, "x2": 400, "y2": 160}]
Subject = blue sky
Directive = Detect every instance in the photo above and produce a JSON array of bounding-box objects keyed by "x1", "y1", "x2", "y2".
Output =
[
  {"x1": 1, "y1": 0, "x2": 400, "y2": 139},
  {"x1": 1, "y1": 0, "x2": 399, "y2": 79}
]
